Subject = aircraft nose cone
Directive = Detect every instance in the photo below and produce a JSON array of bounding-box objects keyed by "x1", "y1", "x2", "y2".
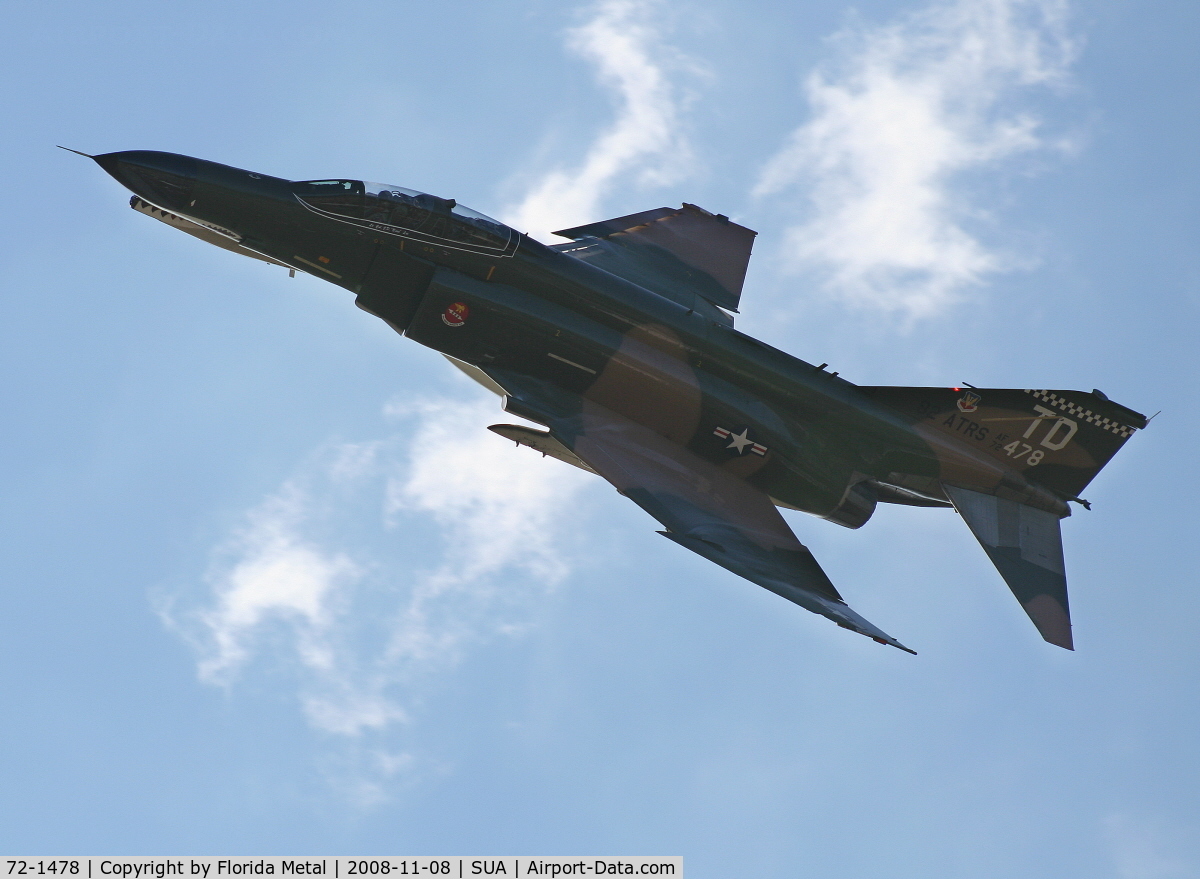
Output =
[{"x1": 93, "y1": 150, "x2": 200, "y2": 211}]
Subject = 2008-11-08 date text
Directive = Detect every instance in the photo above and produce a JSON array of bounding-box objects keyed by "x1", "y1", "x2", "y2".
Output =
[{"x1": 347, "y1": 864, "x2": 449, "y2": 875}]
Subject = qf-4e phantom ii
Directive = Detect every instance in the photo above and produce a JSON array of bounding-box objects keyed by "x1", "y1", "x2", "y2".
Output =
[{"x1": 77, "y1": 147, "x2": 1150, "y2": 654}]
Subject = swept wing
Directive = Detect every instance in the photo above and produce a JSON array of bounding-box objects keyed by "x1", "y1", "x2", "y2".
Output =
[
  {"x1": 552, "y1": 204, "x2": 756, "y2": 316},
  {"x1": 487, "y1": 369, "x2": 913, "y2": 654}
]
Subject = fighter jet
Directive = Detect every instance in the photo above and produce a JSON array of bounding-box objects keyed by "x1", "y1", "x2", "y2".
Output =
[{"x1": 77, "y1": 148, "x2": 1149, "y2": 654}]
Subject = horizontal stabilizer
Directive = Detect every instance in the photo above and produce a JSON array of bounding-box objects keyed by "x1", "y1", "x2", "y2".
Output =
[{"x1": 944, "y1": 484, "x2": 1073, "y2": 649}]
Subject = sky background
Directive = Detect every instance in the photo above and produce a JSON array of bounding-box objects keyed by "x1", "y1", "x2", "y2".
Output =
[{"x1": 2, "y1": 0, "x2": 1199, "y2": 875}]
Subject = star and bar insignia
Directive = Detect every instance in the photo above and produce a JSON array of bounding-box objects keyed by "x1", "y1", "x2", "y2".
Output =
[{"x1": 713, "y1": 425, "x2": 768, "y2": 456}]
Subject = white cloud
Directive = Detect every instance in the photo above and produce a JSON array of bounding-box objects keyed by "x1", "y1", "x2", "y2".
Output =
[
  {"x1": 168, "y1": 392, "x2": 590, "y2": 754},
  {"x1": 387, "y1": 398, "x2": 575, "y2": 584},
  {"x1": 504, "y1": 0, "x2": 692, "y2": 241},
  {"x1": 194, "y1": 484, "x2": 359, "y2": 685},
  {"x1": 381, "y1": 398, "x2": 586, "y2": 669},
  {"x1": 1105, "y1": 813, "x2": 1193, "y2": 879},
  {"x1": 166, "y1": 0, "x2": 682, "y2": 797},
  {"x1": 160, "y1": 5, "x2": 686, "y2": 798},
  {"x1": 755, "y1": 0, "x2": 1077, "y2": 318}
]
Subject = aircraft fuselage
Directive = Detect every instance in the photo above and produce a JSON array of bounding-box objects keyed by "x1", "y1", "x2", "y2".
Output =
[
  {"x1": 86, "y1": 149, "x2": 1148, "y2": 651},
  {"x1": 93, "y1": 150, "x2": 1071, "y2": 528}
]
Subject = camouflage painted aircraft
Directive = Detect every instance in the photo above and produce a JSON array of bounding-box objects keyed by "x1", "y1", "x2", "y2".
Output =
[{"x1": 78, "y1": 148, "x2": 1149, "y2": 654}]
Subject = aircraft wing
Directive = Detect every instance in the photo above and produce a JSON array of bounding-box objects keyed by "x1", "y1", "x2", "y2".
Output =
[
  {"x1": 490, "y1": 369, "x2": 913, "y2": 653},
  {"x1": 551, "y1": 204, "x2": 756, "y2": 315}
]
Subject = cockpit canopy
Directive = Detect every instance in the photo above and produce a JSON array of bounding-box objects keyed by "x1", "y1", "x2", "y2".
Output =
[{"x1": 293, "y1": 180, "x2": 517, "y2": 256}]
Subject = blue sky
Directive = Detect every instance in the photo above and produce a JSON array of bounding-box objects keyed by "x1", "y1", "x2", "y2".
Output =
[{"x1": 3, "y1": 0, "x2": 1199, "y2": 874}]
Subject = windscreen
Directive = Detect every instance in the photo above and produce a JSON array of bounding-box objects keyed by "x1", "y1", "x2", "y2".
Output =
[{"x1": 294, "y1": 180, "x2": 517, "y2": 256}]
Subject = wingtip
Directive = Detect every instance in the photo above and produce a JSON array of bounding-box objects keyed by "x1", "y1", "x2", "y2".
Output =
[
  {"x1": 839, "y1": 622, "x2": 916, "y2": 655},
  {"x1": 871, "y1": 634, "x2": 917, "y2": 655},
  {"x1": 1043, "y1": 631, "x2": 1075, "y2": 651}
]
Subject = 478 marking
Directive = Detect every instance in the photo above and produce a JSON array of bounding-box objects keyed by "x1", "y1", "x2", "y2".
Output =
[{"x1": 1002, "y1": 441, "x2": 1044, "y2": 466}]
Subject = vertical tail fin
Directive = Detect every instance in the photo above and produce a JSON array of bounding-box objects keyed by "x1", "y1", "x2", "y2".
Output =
[
  {"x1": 860, "y1": 386, "x2": 1148, "y2": 499},
  {"x1": 944, "y1": 485, "x2": 1073, "y2": 649}
]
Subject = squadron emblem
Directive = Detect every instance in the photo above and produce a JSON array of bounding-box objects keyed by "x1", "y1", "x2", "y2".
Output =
[
  {"x1": 441, "y1": 301, "x2": 470, "y2": 327},
  {"x1": 957, "y1": 391, "x2": 981, "y2": 413}
]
